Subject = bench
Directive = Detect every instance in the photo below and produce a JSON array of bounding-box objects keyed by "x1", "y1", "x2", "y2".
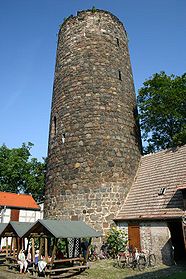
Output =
[
  {"x1": 5, "y1": 256, "x2": 20, "y2": 272},
  {"x1": 5, "y1": 262, "x2": 20, "y2": 271},
  {"x1": 44, "y1": 257, "x2": 88, "y2": 278},
  {"x1": 49, "y1": 265, "x2": 88, "y2": 278}
]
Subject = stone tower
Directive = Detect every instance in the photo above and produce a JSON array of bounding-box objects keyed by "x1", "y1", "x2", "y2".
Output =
[{"x1": 44, "y1": 9, "x2": 142, "y2": 233}]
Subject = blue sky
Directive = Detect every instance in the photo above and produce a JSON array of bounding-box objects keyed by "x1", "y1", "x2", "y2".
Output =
[{"x1": 0, "y1": 0, "x2": 185, "y2": 160}]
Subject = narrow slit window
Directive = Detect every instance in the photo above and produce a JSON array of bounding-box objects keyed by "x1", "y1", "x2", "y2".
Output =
[
  {"x1": 116, "y1": 38, "x2": 119, "y2": 46},
  {"x1": 118, "y1": 70, "x2": 122, "y2": 81},
  {"x1": 62, "y1": 133, "x2": 66, "y2": 144},
  {"x1": 53, "y1": 116, "x2": 57, "y2": 136}
]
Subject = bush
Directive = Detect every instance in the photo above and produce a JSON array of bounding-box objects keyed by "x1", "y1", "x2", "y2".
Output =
[{"x1": 105, "y1": 226, "x2": 127, "y2": 258}]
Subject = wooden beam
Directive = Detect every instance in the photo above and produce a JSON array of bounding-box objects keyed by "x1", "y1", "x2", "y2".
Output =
[
  {"x1": 17, "y1": 237, "x2": 21, "y2": 254},
  {"x1": 65, "y1": 238, "x2": 69, "y2": 258},
  {"x1": 72, "y1": 238, "x2": 76, "y2": 258},
  {"x1": 6, "y1": 237, "x2": 8, "y2": 257},
  {"x1": 13, "y1": 237, "x2": 16, "y2": 258},
  {"x1": 31, "y1": 238, "x2": 35, "y2": 262},
  {"x1": 26, "y1": 237, "x2": 30, "y2": 255},
  {"x1": 85, "y1": 237, "x2": 92, "y2": 263},
  {"x1": 51, "y1": 238, "x2": 58, "y2": 266},
  {"x1": 39, "y1": 237, "x2": 44, "y2": 260},
  {"x1": 45, "y1": 238, "x2": 48, "y2": 259},
  {"x1": 10, "y1": 237, "x2": 13, "y2": 256}
]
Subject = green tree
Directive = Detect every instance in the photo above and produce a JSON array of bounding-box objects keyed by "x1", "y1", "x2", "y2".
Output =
[
  {"x1": 0, "y1": 142, "x2": 46, "y2": 202},
  {"x1": 137, "y1": 72, "x2": 186, "y2": 153}
]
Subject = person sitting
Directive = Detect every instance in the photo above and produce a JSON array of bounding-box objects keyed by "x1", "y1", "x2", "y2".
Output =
[
  {"x1": 38, "y1": 255, "x2": 47, "y2": 274},
  {"x1": 26, "y1": 249, "x2": 32, "y2": 265},
  {"x1": 17, "y1": 249, "x2": 28, "y2": 273},
  {"x1": 34, "y1": 250, "x2": 39, "y2": 267}
]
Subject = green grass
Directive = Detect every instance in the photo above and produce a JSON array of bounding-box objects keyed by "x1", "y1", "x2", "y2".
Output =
[
  {"x1": 161, "y1": 271, "x2": 186, "y2": 279},
  {"x1": 73, "y1": 260, "x2": 186, "y2": 279},
  {"x1": 1, "y1": 259, "x2": 186, "y2": 279}
]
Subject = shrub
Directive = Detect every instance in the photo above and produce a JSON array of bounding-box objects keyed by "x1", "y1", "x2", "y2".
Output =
[{"x1": 105, "y1": 226, "x2": 127, "y2": 258}]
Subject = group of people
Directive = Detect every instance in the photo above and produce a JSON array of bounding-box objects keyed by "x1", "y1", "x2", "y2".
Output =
[{"x1": 17, "y1": 249, "x2": 49, "y2": 274}]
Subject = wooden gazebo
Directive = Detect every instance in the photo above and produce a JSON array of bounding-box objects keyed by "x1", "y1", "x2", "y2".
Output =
[
  {"x1": 0, "y1": 221, "x2": 33, "y2": 257},
  {"x1": 22, "y1": 219, "x2": 102, "y2": 277}
]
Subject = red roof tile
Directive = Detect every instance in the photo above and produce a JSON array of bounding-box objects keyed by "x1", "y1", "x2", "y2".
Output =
[{"x1": 0, "y1": 192, "x2": 40, "y2": 211}]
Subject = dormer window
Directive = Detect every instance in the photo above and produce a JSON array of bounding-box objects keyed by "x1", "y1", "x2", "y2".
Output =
[{"x1": 158, "y1": 187, "x2": 166, "y2": 196}]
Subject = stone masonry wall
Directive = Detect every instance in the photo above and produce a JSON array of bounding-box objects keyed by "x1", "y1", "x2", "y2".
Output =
[
  {"x1": 44, "y1": 10, "x2": 142, "y2": 234},
  {"x1": 140, "y1": 221, "x2": 173, "y2": 265}
]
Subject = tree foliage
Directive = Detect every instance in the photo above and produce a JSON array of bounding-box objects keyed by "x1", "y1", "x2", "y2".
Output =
[
  {"x1": 0, "y1": 142, "x2": 46, "y2": 202},
  {"x1": 137, "y1": 72, "x2": 186, "y2": 153}
]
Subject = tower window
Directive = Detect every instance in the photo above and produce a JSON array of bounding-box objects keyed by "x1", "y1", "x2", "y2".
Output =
[
  {"x1": 51, "y1": 116, "x2": 57, "y2": 137},
  {"x1": 62, "y1": 133, "x2": 66, "y2": 144},
  {"x1": 118, "y1": 70, "x2": 122, "y2": 81},
  {"x1": 116, "y1": 38, "x2": 119, "y2": 46}
]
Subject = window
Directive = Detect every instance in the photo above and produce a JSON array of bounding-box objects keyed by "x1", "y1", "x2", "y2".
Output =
[
  {"x1": 62, "y1": 133, "x2": 65, "y2": 144},
  {"x1": 118, "y1": 70, "x2": 122, "y2": 81},
  {"x1": 158, "y1": 187, "x2": 166, "y2": 195},
  {"x1": 116, "y1": 38, "x2": 119, "y2": 47}
]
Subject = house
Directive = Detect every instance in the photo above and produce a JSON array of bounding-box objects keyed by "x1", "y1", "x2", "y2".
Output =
[
  {"x1": 0, "y1": 192, "x2": 43, "y2": 223},
  {"x1": 0, "y1": 192, "x2": 43, "y2": 248},
  {"x1": 115, "y1": 145, "x2": 186, "y2": 265}
]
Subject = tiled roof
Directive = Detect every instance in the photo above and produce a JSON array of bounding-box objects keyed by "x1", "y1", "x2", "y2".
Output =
[
  {"x1": 0, "y1": 192, "x2": 40, "y2": 211},
  {"x1": 116, "y1": 145, "x2": 186, "y2": 221}
]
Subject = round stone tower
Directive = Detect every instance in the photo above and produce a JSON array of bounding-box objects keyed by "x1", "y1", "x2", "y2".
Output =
[{"x1": 44, "y1": 9, "x2": 142, "y2": 233}]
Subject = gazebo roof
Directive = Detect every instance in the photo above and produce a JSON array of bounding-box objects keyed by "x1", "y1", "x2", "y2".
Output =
[
  {"x1": 0, "y1": 223, "x2": 8, "y2": 236},
  {"x1": 0, "y1": 221, "x2": 34, "y2": 238},
  {"x1": 22, "y1": 219, "x2": 102, "y2": 238}
]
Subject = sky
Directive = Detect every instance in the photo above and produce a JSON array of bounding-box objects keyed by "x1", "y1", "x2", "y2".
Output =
[{"x1": 0, "y1": 0, "x2": 185, "y2": 160}]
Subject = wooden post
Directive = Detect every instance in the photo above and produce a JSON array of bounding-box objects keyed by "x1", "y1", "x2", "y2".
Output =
[
  {"x1": 72, "y1": 238, "x2": 76, "y2": 258},
  {"x1": 65, "y1": 238, "x2": 69, "y2": 258},
  {"x1": 26, "y1": 237, "x2": 30, "y2": 255},
  {"x1": 85, "y1": 237, "x2": 92, "y2": 263},
  {"x1": 13, "y1": 237, "x2": 16, "y2": 258},
  {"x1": 51, "y1": 238, "x2": 58, "y2": 265},
  {"x1": 6, "y1": 237, "x2": 8, "y2": 257},
  {"x1": 31, "y1": 238, "x2": 35, "y2": 263},
  {"x1": 10, "y1": 237, "x2": 13, "y2": 256},
  {"x1": 39, "y1": 237, "x2": 44, "y2": 260},
  {"x1": 45, "y1": 238, "x2": 48, "y2": 259},
  {"x1": 17, "y1": 237, "x2": 21, "y2": 254},
  {"x1": 21, "y1": 238, "x2": 24, "y2": 250}
]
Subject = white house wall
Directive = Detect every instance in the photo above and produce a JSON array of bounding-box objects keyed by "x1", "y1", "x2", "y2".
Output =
[{"x1": 0, "y1": 204, "x2": 43, "y2": 248}]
